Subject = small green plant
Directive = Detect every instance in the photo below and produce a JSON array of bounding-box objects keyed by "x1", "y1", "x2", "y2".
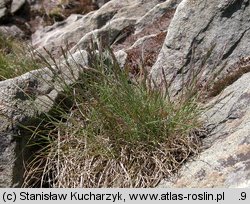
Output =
[
  {"x1": 22, "y1": 45, "x2": 203, "y2": 187},
  {"x1": 0, "y1": 34, "x2": 42, "y2": 80}
]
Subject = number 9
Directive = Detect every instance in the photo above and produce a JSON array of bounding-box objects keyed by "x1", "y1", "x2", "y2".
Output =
[{"x1": 241, "y1": 192, "x2": 246, "y2": 200}]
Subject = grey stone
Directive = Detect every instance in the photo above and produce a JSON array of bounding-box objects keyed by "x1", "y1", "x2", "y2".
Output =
[
  {"x1": 0, "y1": 50, "x2": 88, "y2": 187},
  {"x1": 11, "y1": 0, "x2": 26, "y2": 14},
  {"x1": 32, "y1": 0, "x2": 165, "y2": 56},
  {"x1": 0, "y1": 7, "x2": 7, "y2": 20},
  {"x1": 0, "y1": 0, "x2": 6, "y2": 7},
  {"x1": 151, "y1": 0, "x2": 250, "y2": 188},
  {"x1": 0, "y1": 25, "x2": 25, "y2": 38},
  {"x1": 151, "y1": 0, "x2": 250, "y2": 96},
  {"x1": 135, "y1": 0, "x2": 182, "y2": 34},
  {"x1": 115, "y1": 50, "x2": 128, "y2": 67},
  {"x1": 160, "y1": 72, "x2": 250, "y2": 187},
  {"x1": 73, "y1": 18, "x2": 137, "y2": 50},
  {"x1": 0, "y1": 131, "x2": 16, "y2": 187},
  {"x1": 72, "y1": 0, "x2": 180, "y2": 73}
]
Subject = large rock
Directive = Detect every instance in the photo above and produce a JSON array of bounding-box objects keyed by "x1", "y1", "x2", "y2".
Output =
[
  {"x1": 0, "y1": 25, "x2": 25, "y2": 38},
  {"x1": 32, "y1": 0, "x2": 167, "y2": 57},
  {"x1": 0, "y1": 0, "x2": 28, "y2": 36},
  {"x1": 0, "y1": 0, "x2": 5, "y2": 7},
  {"x1": 0, "y1": 7, "x2": 7, "y2": 20},
  {"x1": 151, "y1": 0, "x2": 250, "y2": 96},
  {"x1": 153, "y1": 0, "x2": 250, "y2": 187},
  {"x1": 0, "y1": 50, "x2": 88, "y2": 187},
  {"x1": 11, "y1": 0, "x2": 26, "y2": 14},
  {"x1": 160, "y1": 71, "x2": 250, "y2": 187},
  {"x1": 110, "y1": 0, "x2": 181, "y2": 73},
  {"x1": 0, "y1": 0, "x2": 7, "y2": 20}
]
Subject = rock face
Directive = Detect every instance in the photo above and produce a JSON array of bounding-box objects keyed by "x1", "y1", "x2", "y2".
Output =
[
  {"x1": 151, "y1": 0, "x2": 250, "y2": 96},
  {"x1": 0, "y1": 0, "x2": 29, "y2": 37},
  {"x1": 160, "y1": 71, "x2": 250, "y2": 187},
  {"x1": 0, "y1": 0, "x2": 99, "y2": 38},
  {"x1": 11, "y1": 0, "x2": 26, "y2": 14},
  {"x1": 0, "y1": 50, "x2": 88, "y2": 187},
  {"x1": 32, "y1": 0, "x2": 174, "y2": 57},
  {"x1": 0, "y1": 25, "x2": 25, "y2": 38},
  {"x1": 0, "y1": 0, "x2": 8, "y2": 21},
  {"x1": 153, "y1": 0, "x2": 250, "y2": 187},
  {"x1": 0, "y1": 0, "x2": 27, "y2": 18}
]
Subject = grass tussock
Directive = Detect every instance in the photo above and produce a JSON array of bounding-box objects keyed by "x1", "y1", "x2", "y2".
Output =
[
  {"x1": 22, "y1": 46, "x2": 203, "y2": 188},
  {"x1": 0, "y1": 34, "x2": 42, "y2": 81}
]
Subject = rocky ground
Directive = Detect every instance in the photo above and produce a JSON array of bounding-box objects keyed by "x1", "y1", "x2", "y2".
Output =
[
  {"x1": 0, "y1": 0, "x2": 250, "y2": 187},
  {"x1": 0, "y1": 0, "x2": 104, "y2": 38}
]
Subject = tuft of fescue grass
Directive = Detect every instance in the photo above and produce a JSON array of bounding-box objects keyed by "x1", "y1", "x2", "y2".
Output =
[
  {"x1": 22, "y1": 46, "x2": 203, "y2": 188},
  {"x1": 0, "y1": 34, "x2": 42, "y2": 81}
]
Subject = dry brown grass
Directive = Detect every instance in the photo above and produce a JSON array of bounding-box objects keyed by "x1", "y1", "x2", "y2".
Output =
[{"x1": 23, "y1": 130, "x2": 201, "y2": 187}]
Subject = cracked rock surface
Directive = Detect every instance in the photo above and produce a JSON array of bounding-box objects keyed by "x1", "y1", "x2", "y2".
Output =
[
  {"x1": 32, "y1": 0, "x2": 171, "y2": 57},
  {"x1": 0, "y1": 50, "x2": 88, "y2": 187},
  {"x1": 151, "y1": 0, "x2": 250, "y2": 96},
  {"x1": 160, "y1": 72, "x2": 250, "y2": 187},
  {"x1": 155, "y1": 0, "x2": 250, "y2": 187}
]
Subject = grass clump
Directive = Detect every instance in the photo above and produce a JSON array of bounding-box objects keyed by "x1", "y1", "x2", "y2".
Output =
[
  {"x1": 23, "y1": 47, "x2": 202, "y2": 187},
  {"x1": 0, "y1": 34, "x2": 41, "y2": 80}
]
